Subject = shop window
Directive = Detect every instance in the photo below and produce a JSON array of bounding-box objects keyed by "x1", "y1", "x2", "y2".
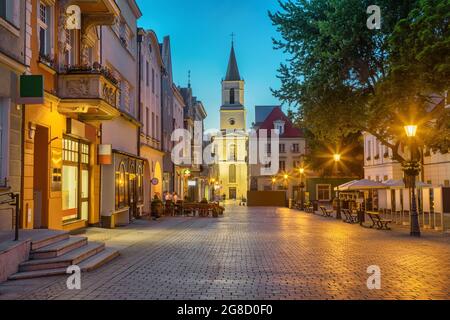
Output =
[
  {"x1": 317, "y1": 184, "x2": 331, "y2": 201},
  {"x1": 115, "y1": 160, "x2": 128, "y2": 209}
]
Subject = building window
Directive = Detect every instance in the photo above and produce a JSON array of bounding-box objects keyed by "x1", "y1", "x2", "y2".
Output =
[
  {"x1": 146, "y1": 107, "x2": 149, "y2": 136},
  {"x1": 152, "y1": 68, "x2": 155, "y2": 93},
  {"x1": 230, "y1": 88, "x2": 235, "y2": 104},
  {"x1": 317, "y1": 184, "x2": 331, "y2": 201},
  {"x1": 229, "y1": 164, "x2": 236, "y2": 183},
  {"x1": 146, "y1": 61, "x2": 149, "y2": 87},
  {"x1": 266, "y1": 143, "x2": 271, "y2": 154},
  {"x1": 279, "y1": 144, "x2": 285, "y2": 153},
  {"x1": 64, "y1": 28, "x2": 76, "y2": 66},
  {"x1": 151, "y1": 112, "x2": 155, "y2": 138},
  {"x1": 0, "y1": 99, "x2": 10, "y2": 187},
  {"x1": 229, "y1": 144, "x2": 237, "y2": 161},
  {"x1": 38, "y1": 2, "x2": 52, "y2": 56},
  {"x1": 0, "y1": 0, "x2": 19, "y2": 27},
  {"x1": 274, "y1": 121, "x2": 285, "y2": 135},
  {"x1": 367, "y1": 140, "x2": 372, "y2": 160},
  {"x1": 156, "y1": 115, "x2": 159, "y2": 141},
  {"x1": 279, "y1": 161, "x2": 286, "y2": 172},
  {"x1": 292, "y1": 143, "x2": 300, "y2": 153}
]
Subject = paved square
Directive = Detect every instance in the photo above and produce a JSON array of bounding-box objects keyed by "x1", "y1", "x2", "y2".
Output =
[{"x1": 1, "y1": 205, "x2": 449, "y2": 300}]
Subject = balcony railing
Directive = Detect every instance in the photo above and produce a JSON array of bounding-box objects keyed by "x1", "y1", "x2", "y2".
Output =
[{"x1": 58, "y1": 63, "x2": 119, "y2": 109}]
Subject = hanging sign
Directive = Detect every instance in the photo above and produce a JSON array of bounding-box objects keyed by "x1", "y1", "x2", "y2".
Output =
[
  {"x1": 18, "y1": 75, "x2": 44, "y2": 104},
  {"x1": 98, "y1": 144, "x2": 112, "y2": 165}
]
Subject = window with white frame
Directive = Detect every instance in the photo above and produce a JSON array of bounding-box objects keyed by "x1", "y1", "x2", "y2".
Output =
[
  {"x1": 0, "y1": 99, "x2": 10, "y2": 187},
  {"x1": 317, "y1": 184, "x2": 331, "y2": 201},
  {"x1": 0, "y1": 0, "x2": 19, "y2": 28},
  {"x1": 64, "y1": 28, "x2": 77, "y2": 66},
  {"x1": 38, "y1": 1, "x2": 52, "y2": 57}
]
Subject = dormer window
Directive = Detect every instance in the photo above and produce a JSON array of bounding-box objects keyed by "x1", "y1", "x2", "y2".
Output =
[{"x1": 273, "y1": 120, "x2": 285, "y2": 135}]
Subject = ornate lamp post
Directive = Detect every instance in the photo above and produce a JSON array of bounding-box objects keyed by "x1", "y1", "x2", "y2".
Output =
[
  {"x1": 333, "y1": 153, "x2": 342, "y2": 220},
  {"x1": 404, "y1": 124, "x2": 421, "y2": 237},
  {"x1": 299, "y1": 167, "x2": 305, "y2": 210}
]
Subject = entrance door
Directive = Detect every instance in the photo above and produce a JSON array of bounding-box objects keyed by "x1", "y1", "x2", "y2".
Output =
[
  {"x1": 62, "y1": 137, "x2": 90, "y2": 223},
  {"x1": 229, "y1": 187, "x2": 237, "y2": 200},
  {"x1": 33, "y1": 126, "x2": 49, "y2": 229},
  {"x1": 128, "y1": 159, "x2": 137, "y2": 219}
]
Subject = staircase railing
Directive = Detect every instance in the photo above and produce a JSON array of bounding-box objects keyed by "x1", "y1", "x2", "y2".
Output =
[{"x1": 0, "y1": 192, "x2": 20, "y2": 241}]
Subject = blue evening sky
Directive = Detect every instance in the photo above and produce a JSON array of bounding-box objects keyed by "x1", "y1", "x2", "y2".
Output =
[{"x1": 136, "y1": 0, "x2": 287, "y2": 130}]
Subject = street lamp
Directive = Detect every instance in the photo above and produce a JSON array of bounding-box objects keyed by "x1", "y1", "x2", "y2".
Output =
[
  {"x1": 333, "y1": 153, "x2": 342, "y2": 220},
  {"x1": 404, "y1": 124, "x2": 421, "y2": 237},
  {"x1": 299, "y1": 167, "x2": 306, "y2": 211},
  {"x1": 271, "y1": 177, "x2": 276, "y2": 191}
]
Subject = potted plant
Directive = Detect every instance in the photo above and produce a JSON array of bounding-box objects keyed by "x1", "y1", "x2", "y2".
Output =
[{"x1": 151, "y1": 195, "x2": 163, "y2": 220}]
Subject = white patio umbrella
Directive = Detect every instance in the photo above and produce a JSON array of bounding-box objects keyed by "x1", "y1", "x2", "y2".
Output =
[
  {"x1": 345, "y1": 179, "x2": 386, "y2": 191},
  {"x1": 383, "y1": 179, "x2": 432, "y2": 189},
  {"x1": 334, "y1": 180, "x2": 358, "y2": 191}
]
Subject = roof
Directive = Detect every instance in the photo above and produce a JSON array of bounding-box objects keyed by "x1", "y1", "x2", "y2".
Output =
[
  {"x1": 225, "y1": 43, "x2": 241, "y2": 81},
  {"x1": 257, "y1": 106, "x2": 303, "y2": 138},
  {"x1": 255, "y1": 105, "x2": 278, "y2": 124}
]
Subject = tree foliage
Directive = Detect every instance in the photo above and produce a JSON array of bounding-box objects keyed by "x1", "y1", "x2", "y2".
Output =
[{"x1": 270, "y1": 0, "x2": 450, "y2": 162}]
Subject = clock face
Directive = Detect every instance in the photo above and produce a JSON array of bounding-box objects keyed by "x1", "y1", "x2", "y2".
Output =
[{"x1": 229, "y1": 118, "x2": 236, "y2": 125}]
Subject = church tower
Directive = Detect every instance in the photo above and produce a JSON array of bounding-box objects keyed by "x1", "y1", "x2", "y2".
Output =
[
  {"x1": 220, "y1": 41, "x2": 246, "y2": 132},
  {"x1": 213, "y1": 40, "x2": 248, "y2": 202}
]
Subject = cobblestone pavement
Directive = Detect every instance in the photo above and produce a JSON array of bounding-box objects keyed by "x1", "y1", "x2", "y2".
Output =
[{"x1": 1, "y1": 204, "x2": 450, "y2": 300}]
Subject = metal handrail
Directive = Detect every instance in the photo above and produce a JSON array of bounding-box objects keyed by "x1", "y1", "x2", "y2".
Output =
[{"x1": 0, "y1": 192, "x2": 20, "y2": 241}]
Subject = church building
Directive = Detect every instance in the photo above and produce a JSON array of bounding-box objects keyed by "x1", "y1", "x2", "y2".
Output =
[{"x1": 212, "y1": 41, "x2": 249, "y2": 201}]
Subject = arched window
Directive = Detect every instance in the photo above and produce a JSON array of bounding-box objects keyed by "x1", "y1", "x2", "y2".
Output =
[
  {"x1": 229, "y1": 88, "x2": 235, "y2": 104},
  {"x1": 116, "y1": 161, "x2": 127, "y2": 209},
  {"x1": 229, "y1": 164, "x2": 236, "y2": 183},
  {"x1": 229, "y1": 143, "x2": 237, "y2": 161}
]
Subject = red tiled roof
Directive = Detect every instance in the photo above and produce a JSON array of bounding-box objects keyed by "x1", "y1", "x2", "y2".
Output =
[{"x1": 257, "y1": 106, "x2": 303, "y2": 138}]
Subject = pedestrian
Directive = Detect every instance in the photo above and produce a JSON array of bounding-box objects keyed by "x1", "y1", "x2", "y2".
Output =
[{"x1": 173, "y1": 192, "x2": 178, "y2": 203}]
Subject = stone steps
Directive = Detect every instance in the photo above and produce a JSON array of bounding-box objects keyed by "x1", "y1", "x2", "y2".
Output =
[
  {"x1": 8, "y1": 229, "x2": 120, "y2": 280},
  {"x1": 19, "y1": 242, "x2": 105, "y2": 272},
  {"x1": 8, "y1": 248, "x2": 119, "y2": 281},
  {"x1": 30, "y1": 231, "x2": 69, "y2": 251},
  {"x1": 30, "y1": 236, "x2": 88, "y2": 259}
]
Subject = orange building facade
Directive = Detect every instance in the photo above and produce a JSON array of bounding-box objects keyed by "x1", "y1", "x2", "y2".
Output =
[{"x1": 22, "y1": 0, "x2": 120, "y2": 231}]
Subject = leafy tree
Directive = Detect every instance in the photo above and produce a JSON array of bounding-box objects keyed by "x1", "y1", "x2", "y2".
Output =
[{"x1": 269, "y1": 0, "x2": 450, "y2": 162}]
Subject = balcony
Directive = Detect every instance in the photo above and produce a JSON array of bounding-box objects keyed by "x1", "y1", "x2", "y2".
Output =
[{"x1": 58, "y1": 64, "x2": 120, "y2": 120}]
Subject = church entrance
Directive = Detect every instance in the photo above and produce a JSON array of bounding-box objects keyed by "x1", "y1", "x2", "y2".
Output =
[{"x1": 229, "y1": 187, "x2": 237, "y2": 200}]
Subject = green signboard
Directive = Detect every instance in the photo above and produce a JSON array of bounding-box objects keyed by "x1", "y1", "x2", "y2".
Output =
[{"x1": 18, "y1": 75, "x2": 44, "y2": 104}]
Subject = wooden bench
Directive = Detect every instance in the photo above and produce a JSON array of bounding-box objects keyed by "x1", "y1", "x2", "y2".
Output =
[
  {"x1": 320, "y1": 206, "x2": 334, "y2": 218},
  {"x1": 367, "y1": 211, "x2": 392, "y2": 230}
]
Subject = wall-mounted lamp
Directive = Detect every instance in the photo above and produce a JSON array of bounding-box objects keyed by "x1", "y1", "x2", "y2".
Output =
[{"x1": 28, "y1": 122, "x2": 36, "y2": 140}]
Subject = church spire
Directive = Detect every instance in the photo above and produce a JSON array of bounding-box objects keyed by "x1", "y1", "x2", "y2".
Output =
[{"x1": 225, "y1": 38, "x2": 241, "y2": 81}]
